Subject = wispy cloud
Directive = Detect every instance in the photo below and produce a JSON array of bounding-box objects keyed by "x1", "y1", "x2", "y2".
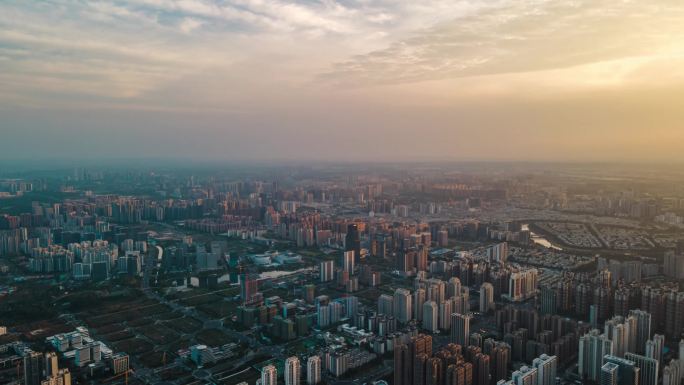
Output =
[
  {"x1": 324, "y1": 0, "x2": 684, "y2": 86},
  {"x1": 0, "y1": 0, "x2": 683, "y2": 109}
]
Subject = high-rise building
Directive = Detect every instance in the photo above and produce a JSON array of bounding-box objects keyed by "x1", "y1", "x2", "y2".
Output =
[
  {"x1": 601, "y1": 362, "x2": 619, "y2": 385},
  {"x1": 532, "y1": 354, "x2": 557, "y2": 385},
  {"x1": 628, "y1": 309, "x2": 652, "y2": 354},
  {"x1": 415, "y1": 245, "x2": 428, "y2": 272},
  {"x1": 680, "y1": 339, "x2": 684, "y2": 385},
  {"x1": 439, "y1": 300, "x2": 452, "y2": 331},
  {"x1": 625, "y1": 352, "x2": 659, "y2": 385},
  {"x1": 414, "y1": 353, "x2": 428, "y2": 385},
  {"x1": 487, "y1": 242, "x2": 509, "y2": 264},
  {"x1": 662, "y1": 359, "x2": 680, "y2": 385},
  {"x1": 307, "y1": 355, "x2": 321, "y2": 385},
  {"x1": 506, "y1": 269, "x2": 538, "y2": 302},
  {"x1": 614, "y1": 288, "x2": 631, "y2": 317},
  {"x1": 44, "y1": 352, "x2": 59, "y2": 378},
  {"x1": 645, "y1": 334, "x2": 664, "y2": 366},
  {"x1": 603, "y1": 355, "x2": 639, "y2": 385},
  {"x1": 394, "y1": 288, "x2": 413, "y2": 324},
  {"x1": 665, "y1": 291, "x2": 684, "y2": 339},
  {"x1": 378, "y1": 294, "x2": 394, "y2": 316},
  {"x1": 111, "y1": 353, "x2": 129, "y2": 375},
  {"x1": 663, "y1": 252, "x2": 684, "y2": 280},
  {"x1": 490, "y1": 341, "x2": 511, "y2": 384},
  {"x1": 414, "y1": 288, "x2": 426, "y2": 321},
  {"x1": 240, "y1": 273, "x2": 260, "y2": 305},
  {"x1": 540, "y1": 286, "x2": 557, "y2": 315},
  {"x1": 320, "y1": 260, "x2": 334, "y2": 282},
  {"x1": 447, "y1": 277, "x2": 462, "y2": 298},
  {"x1": 24, "y1": 351, "x2": 44, "y2": 385},
  {"x1": 593, "y1": 286, "x2": 611, "y2": 323},
  {"x1": 285, "y1": 356, "x2": 301, "y2": 385},
  {"x1": 341, "y1": 250, "x2": 355, "y2": 274},
  {"x1": 579, "y1": 330, "x2": 614, "y2": 382},
  {"x1": 438, "y1": 230, "x2": 449, "y2": 247},
  {"x1": 345, "y1": 224, "x2": 361, "y2": 264},
  {"x1": 261, "y1": 364, "x2": 277, "y2": 385},
  {"x1": 451, "y1": 313, "x2": 471, "y2": 347},
  {"x1": 411, "y1": 333, "x2": 434, "y2": 358},
  {"x1": 426, "y1": 357, "x2": 443, "y2": 385},
  {"x1": 480, "y1": 283, "x2": 495, "y2": 313},
  {"x1": 429, "y1": 279, "x2": 448, "y2": 306},
  {"x1": 605, "y1": 316, "x2": 631, "y2": 358},
  {"x1": 423, "y1": 301, "x2": 438, "y2": 333},
  {"x1": 394, "y1": 344, "x2": 411, "y2": 385},
  {"x1": 474, "y1": 353, "x2": 491, "y2": 385},
  {"x1": 511, "y1": 366, "x2": 538, "y2": 385}
]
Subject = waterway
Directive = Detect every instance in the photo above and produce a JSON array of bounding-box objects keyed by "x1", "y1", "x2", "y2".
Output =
[{"x1": 521, "y1": 224, "x2": 563, "y2": 251}]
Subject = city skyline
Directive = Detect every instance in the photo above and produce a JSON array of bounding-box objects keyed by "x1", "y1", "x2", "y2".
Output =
[
  {"x1": 1, "y1": 161, "x2": 684, "y2": 385},
  {"x1": 2, "y1": 0, "x2": 684, "y2": 162}
]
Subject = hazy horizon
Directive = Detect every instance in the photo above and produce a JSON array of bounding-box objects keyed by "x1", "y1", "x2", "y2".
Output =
[{"x1": 2, "y1": 0, "x2": 684, "y2": 162}]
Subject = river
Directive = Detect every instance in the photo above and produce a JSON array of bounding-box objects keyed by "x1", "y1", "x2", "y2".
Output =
[{"x1": 521, "y1": 224, "x2": 563, "y2": 251}]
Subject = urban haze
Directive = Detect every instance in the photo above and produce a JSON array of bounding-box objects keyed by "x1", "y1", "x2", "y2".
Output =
[{"x1": 1, "y1": 2, "x2": 684, "y2": 385}]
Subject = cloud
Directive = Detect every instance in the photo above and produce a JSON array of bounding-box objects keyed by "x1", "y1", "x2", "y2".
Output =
[
  {"x1": 1, "y1": 0, "x2": 684, "y2": 165},
  {"x1": 179, "y1": 17, "x2": 204, "y2": 33},
  {"x1": 324, "y1": 0, "x2": 684, "y2": 86}
]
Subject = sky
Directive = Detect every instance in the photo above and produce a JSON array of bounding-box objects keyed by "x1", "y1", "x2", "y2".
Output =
[{"x1": 1, "y1": 0, "x2": 684, "y2": 163}]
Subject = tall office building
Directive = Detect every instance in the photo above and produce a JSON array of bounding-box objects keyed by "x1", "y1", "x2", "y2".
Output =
[
  {"x1": 307, "y1": 355, "x2": 321, "y2": 385},
  {"x1": 394, "y1": 288, "x2": 413, "y2": 324},
  {"x1": 579, "y1": 330, "x2": 614, "y2": 382},
  {"x1": 601, "y1": 362, "x2": 619, "y2": 385},
  {"x1": 625, "y1": 352, "x2": 659, "y2": 385},
  {"x1": 345, "y1": 224, "x2": 361, "y2": 264},
  {"x1": 261, "y1": 364, "x2": 277, "y2": 385},
  {"x1": 423, "y1": 301, "x2": 439, "y2": 333},
  {"x1": 532, "y1": 354, "x2": 557, "y2": 385},
  {"x1": 320, "y1": 260, "x2": 334, "y2": 282},
  {"x1": 285, "y1": 356, "x2": 301, "y2": 385},
  {"x1": 451, "y1": 313, "x2": 471, "y2": 347},
  {"x1": 480, "y1": 282, "x2": 495, "y2": 313}
]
